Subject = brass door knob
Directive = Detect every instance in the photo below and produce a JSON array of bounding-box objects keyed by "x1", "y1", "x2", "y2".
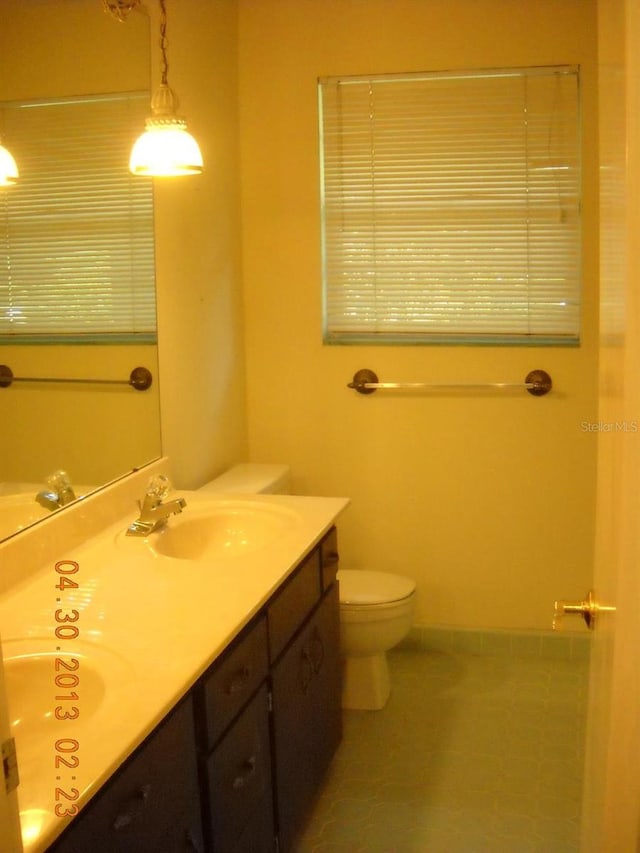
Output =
[{"x1": 553, "y1": 589, "x2": 616, "y2": 631}]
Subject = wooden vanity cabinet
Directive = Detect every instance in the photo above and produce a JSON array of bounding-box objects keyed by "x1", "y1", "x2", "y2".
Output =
[
  {"x1": 46, "y1": 527, "x2": 341, "y2": 853},
  {"x1": 199, "y1": 616, "x2": 269, "y2": 750},
  {"x1": 267, "y1": 530, "x2": 342, "y2": 853},
  {"x1": 203, "y1": 684, "x2": 274, "y2": 852},
  {"x1": 200, "y1": 527, "x2": 342, "y2": 853},
  {"x1": 320, "y1": 526, "x2": 340, "y2": 590},
  {"x1": 270, "y1": 584, "x2": 341, "y2": 853},
  {"x1": 267, "y1": 548, "x2": 322, "y2": 662},
  {"x1": 49, "y1": 696, "x2": 204, "y2": 853},
  {"x1": 195, "y1": 616, "x2": 274, "y2": 853}
]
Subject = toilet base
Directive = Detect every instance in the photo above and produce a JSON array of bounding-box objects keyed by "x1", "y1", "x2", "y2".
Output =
[{"x1": 341, "y1": 652, "x2": 390, "y2": 710}]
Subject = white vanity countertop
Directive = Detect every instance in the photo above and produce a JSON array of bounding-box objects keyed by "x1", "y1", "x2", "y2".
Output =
[{"x1": 0, "y1": 486, "x2": 349, "y2": 852}]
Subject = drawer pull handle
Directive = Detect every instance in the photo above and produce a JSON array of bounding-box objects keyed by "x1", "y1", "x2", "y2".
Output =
[
  {"x1": 300, "y1": 649, "x2": 314, "y2": 694},
  {"x1": 310, "y1": 630, "x2": 324, "y2": 675},
  {"x1": 226, "y1": 665, "x2": 251, "y2": 695},
  {"x1": 112, "y1": 784, "x2": 151, "y2": 830},
  {"x1": 324, "y1": 551, "x2": 339, "y2": 566},
  {"x1": 232, "y1": 756, "x2": 257, "y2": 790}
]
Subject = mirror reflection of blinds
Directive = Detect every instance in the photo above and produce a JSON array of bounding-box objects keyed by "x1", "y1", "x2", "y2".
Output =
[
  {"x1": 319, "y1": 66, "x2": 581, "y2": 345},
  {"x1": 0, "y1": 92, "x2": 156, "y2": 343}
]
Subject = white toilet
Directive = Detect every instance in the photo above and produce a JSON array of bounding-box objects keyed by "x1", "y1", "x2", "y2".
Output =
[
  {"x1": 338, "y1": 569, "x2": 416, "y2": 711},
  {"x1": 198, "y1": 464, "x2": 416, "y2": 711}
]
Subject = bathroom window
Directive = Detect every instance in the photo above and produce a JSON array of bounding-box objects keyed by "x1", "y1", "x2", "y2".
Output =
[
  {"x1": 0, "y1": 92, "x2": 156, "y2": 343},
  {"x1": 318, "y1": 66, "x2": 581, "y2": 345}
]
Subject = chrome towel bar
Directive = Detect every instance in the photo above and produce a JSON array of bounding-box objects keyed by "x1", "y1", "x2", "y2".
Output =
[
  {"x1": 348, "y1": 368, "x2": 552, "y2": 397},
  {"x1": 0, "y1": 365, "x2": 153, "y2": 391}
]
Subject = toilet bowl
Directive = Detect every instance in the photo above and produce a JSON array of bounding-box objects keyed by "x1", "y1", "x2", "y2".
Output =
[{"x1": 338, "y1": 569, "x2": 416, "y2": 711}]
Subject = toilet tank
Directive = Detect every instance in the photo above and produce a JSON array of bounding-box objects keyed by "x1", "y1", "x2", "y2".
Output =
[{"x1": 198, "y1": 464, "x2": 291, "y2": 495}]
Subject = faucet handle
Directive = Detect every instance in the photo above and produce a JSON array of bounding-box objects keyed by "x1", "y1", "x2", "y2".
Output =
[
  {"x1": 46, "y1": 469, "x2": 71, "y2": 490},
  {"x1": 44, "y1": 470, "x2": 76, "y2": 504},
  {"x1": 146, "y1": 474, "x2": 171, "y2": 500}
]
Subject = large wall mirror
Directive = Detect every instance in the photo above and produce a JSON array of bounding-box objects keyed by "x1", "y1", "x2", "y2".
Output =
[{"x1": 0, "y1": 0, "x2": 161, "y2": 542}]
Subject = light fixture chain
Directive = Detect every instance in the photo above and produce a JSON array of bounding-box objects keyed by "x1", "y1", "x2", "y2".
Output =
[
  {"x1": 128, "y1": 0, "x2": 204, "y2": 175},
  {"x1": 159, "y1": 0, "x2": 169, "y2": 86}
]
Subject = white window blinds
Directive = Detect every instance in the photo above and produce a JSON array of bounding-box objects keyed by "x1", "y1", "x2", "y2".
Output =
[
  {"x1": 0, "y1": 92, "x2": 156, "y2": 343},
  {"x1": 319, "y1": 66, "x2": 581, "y2": 345}
]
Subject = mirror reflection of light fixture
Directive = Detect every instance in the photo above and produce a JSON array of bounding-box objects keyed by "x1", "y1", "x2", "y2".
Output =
[
  {"x1": 103, "y1": 0, "x2": 140, "y2": 22},
  {"x1": 0, "y1": 140, "x2": 18, "y2": 187},
  {"x1": 127, "y1": 0, "x2": 203, "y2": 177}
]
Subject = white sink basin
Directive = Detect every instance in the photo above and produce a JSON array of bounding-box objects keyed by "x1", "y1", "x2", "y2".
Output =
[
  {"x1": 147, "y1": 499, "x2": 300, "y2": 560},
  {"x1": 2, "y1": 639, "x2": 131, "y2": 757}
]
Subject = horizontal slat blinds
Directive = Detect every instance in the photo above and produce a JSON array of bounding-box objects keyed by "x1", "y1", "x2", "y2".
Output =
[
  {"x1": 319, "y1": 67, "x2": 581, "y2": 344},
  {"x1": 0, "y1": 92, "x2": 156, "y2": 342}
]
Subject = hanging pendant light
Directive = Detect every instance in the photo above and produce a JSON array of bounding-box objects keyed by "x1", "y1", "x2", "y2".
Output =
[
  {"x1": 129, "y1": 0, "x2": 203, "y2": 177},
  {"x1": 0, "y1": 140, "x2": 18, "y2": 187}
]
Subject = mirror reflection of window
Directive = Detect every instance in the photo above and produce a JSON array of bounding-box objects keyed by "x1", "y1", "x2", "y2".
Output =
[{"x1": 0, "y1": 92, "x2": 156, "y2": 343}]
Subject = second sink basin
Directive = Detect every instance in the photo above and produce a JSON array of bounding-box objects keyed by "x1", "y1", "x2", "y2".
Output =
[
  {"x1": 2, "y1": 638, "x2": 132, "y2": 760},
  {"x1": 149, "y1": 499, "x2": 300, "y2": 560}
]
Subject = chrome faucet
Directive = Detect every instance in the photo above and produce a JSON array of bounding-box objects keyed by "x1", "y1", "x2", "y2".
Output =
[
  {"x1": 36, "y1": 470, "x2": 76, "y2": 511},
  {"x1": 126, "y1": 474, "x2": 186, "y2": 537}
]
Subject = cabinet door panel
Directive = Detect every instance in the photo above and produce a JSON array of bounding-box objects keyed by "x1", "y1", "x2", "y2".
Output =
[
  {"x1": 230, "y1": 796, "x2": 276, "y2": 853},
  {"x1": 271, "y1": 585, "x2": 342, "y2": 853},
  {"x1": 309, "y1": 583, "x2": 342, "y2": 780},
  {"x1": 271, "y1": 626, "x2": 316, "y2": 853},
  {"x1": 49, "y1": 697, "x2": 203, "y2": 853},
  {"x1": 206, "y1": 684, "x2": 273, "y2": 852}
]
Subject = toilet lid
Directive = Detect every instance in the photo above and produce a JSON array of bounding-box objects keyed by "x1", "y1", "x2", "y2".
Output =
[{"x1": 337, "y1": 570, "x2": 416, "y2": 605}]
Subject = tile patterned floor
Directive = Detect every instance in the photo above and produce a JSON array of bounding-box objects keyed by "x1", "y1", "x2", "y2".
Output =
[{"x1": 298, "y1": 645, "x2": 588, "y2": 853}]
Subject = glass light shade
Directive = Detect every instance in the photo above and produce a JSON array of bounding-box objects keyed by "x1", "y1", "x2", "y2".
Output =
[
  {"x1": 129, "y1": 116, "x2": 203, "y2": 177},
  {"x1": 0, "y1": 143, "x2": 19, "y2": 186}
]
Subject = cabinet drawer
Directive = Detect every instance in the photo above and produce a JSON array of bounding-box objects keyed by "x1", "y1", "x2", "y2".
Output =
[
  {"x1": 268, "y1": 548, "x2": 321, "y2": 662},
  {"x1": 49, "y1": 696, "x2": 203, "y2": 853},
  {"x1": 206, "y1": 684, "x2": 273, "y2": 852},
  {"x1": 203, "y1": 615, "x2": 268, "y2": 749},
  {"x1": 320, "y1": 527, "x2": 339, "y2": 590}
]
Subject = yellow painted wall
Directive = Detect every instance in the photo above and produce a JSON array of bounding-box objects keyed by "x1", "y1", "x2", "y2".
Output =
[
  {"x1": 238, "y1": 0, "x2": 599, "y2": 630},
  {"x1": 151, "y1": 0, "x2": 249, "y2": 489}
]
